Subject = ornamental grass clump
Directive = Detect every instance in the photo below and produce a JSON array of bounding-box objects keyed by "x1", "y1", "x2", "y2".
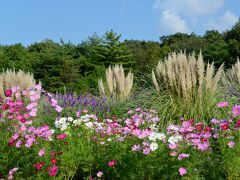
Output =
[
  {"x1": 222, "y1": 59, "x2": 240, "y2": 100},
  {"x1": 152, "y1": 52, "x2": 224, "y2": 122},
  {"x1": 0, "y1": 69, "x2": 36, "y2": 97},
  {"x1": 152, "y1": 52, "x2": 223, "y2": 98},
  {"x1": 98, "y1": 64, "x2": 133, "y2": 101}
]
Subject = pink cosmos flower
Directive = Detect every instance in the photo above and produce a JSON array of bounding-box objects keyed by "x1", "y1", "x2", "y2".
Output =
[
  {"x1": 170, "y1": 151, "x2": 177, "y2": 156},
  {"x1": 26, "y1": 102, "x2": 38, "y2": 110},
  {"x1": 217, "y1": 101, "x2": 229, "y2": 108},
  {"x1": 38, "y1": 148, "x2": 45, "y2": 156},
  {"x1": 197, "y1": 143, "x2": 209, "y2": 151},
  {"x1": 108, "y1": 160, "x2": 117, "y2": 167},
  {"x1": 12, "y1": 86, "x2": 20, "y2": 93},
  {"x1": 143, "y1": 147, "x2": 151, "y2": 155},
  {"x1": 25, "y1": 137, "x2": 35, "y2": 148},
  {"x1": 15, "y1": 92, "x2": 21, "y2": 98},
  {"x1": 179, "y1": 167, "x2": 187, "y2": 176},
  {"x1": 35, "y1": 84, "x2": 42, "y2": 91},
  {"x1": 48, "y1": 165, "x2": 58, "y2": 176},
  {"x1": 232, "y1": 105, "x2": 240, "y2": 117},
  {"x1": 57, "y1": 133, "x2": 67, "y2": 140},
  {"x1": 76, "y1": 111, "x2": 81, "y2": 117},
  {"x1": 55, "y1": 105, "x2": 63, "y2": 112},
  {"x1": 12, "y1": 133, "x2": 19, "y2": 140},
  {"x1": 20, "y1": 125, "x2": 27, "y2": 132},
  {"x1": 23, "y1": 113, "x2": 30, "y2": 119},
  {"x1": 97, "y1": 171, "x2": 104, "y2": 177},
  {"x1": 228, "y1": 141, "x2": 235, "y2": 148},
  {"x1": 29, "y1": 108, "x2": 37, "y2": 117},
  {"x1": 135, "y1": 107, "x2": 141, "y2": 112},
  {"x1": 178, "y1": 153, "x2": 190, "y2": 160},
  {"x1": 168, "y1": 143, "x2": 178, "y2": 149},
  {"x1": 22, "y1": 90, "x2": 28, "y2": 96},
  {"x1": 132, "y1": 144, "x2": 141, "y2": 152},
  {"x1": 83, "y1": 109, "x2": 88, "y2": 113},
  {"x1": 16, "y1": 140, "x2": 22, "y2": 148},
  {"x1": 127, "y1": 109, "x2": 133, "y2": 114},
  {"x1": 30, "y1": 93, "x2": 40, "y2": 101},
  {"x1": 8, "y1": 167, "x2": 18, "y2": 180}
]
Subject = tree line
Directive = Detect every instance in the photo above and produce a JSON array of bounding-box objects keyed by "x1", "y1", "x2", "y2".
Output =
[{"x1": 0, "y1": 20, "x2": 239, "y2": 94}]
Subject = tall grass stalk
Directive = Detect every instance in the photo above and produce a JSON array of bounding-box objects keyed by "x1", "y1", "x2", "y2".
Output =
[
  {"x1": 0, "y1": 69, "x2": 36, "y2": 97},
  {"x1": 151, "y1": 52, "x2": 224, "y2": 123},
  {"x1": 98, "y1": 64, "x2": 133, "y2": 101}
]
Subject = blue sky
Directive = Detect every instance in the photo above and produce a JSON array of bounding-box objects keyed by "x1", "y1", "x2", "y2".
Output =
[{"x1": 0, "y1": 0, "x2": 239, "y2": 45}]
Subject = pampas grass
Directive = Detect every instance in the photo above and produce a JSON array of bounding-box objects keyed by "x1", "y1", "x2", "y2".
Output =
[
  {"x1": 0, "y1": 69, "x2": 36, "y2": 96},
  {"x1": 151, "y1": 52, "x2": 224, "y2": 122},
  {"x1": 152, "y1": 52, "x2": 223, "y2": 99},
  {"x1": 98, "y1": 64, "x2": 133, "y2": 101},
  {"x1": 222, "y1": 59, "x2": 240, "y2": 100}
]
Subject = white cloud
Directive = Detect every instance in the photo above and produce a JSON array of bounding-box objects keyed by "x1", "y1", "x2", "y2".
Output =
[
  {"x1": 206, "y1": 11, "x2": 238, "y2": 32},
  {"x1": 154, "y1": 0, "x2": 225, "y2": 16},
  {"x1": 154, "y1": 0, "x2": 226, "y2": 34},
  {"x1": 159, "y1": 11, "x2": 191, "y2": 34}
]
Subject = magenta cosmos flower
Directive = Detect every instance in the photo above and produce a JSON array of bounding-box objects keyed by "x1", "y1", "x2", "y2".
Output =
[
  {"x1": 108, "y1": 160, "x2": 117, "y2": 167},
  {"x1": 48, "y1": 165, "x2": 58, "y2": 176},
  {"x1": 5, "y1": 89, "x2": 12, "y2": 97},
  {"x1": 57, "y1": 133, "x2": 67, "y2": 140}
]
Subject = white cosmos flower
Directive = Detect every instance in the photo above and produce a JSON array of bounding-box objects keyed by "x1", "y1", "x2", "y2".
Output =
[
  {"x1": 150, "y1": 142, "x2": 158, "y2": 151},
  {"x1": 60, "y1": 124, "x2": 68, "y2": 131},
  {"x1": 67, "y1": 117, "x2": 74, "y2": 122},
  {"x1": 58, "y1": 117, "x2": 67, "y2": 124},
  {"x1": 85, "y1": 122, "x2": 93, "y2": 129},
  {"x1": 168, "y1": 135, "x2": 182, "y2": 144},
  {"x1": 50, "y1": 129, "x2": 55, "y2": 134},
  {"x1": 149, "y1": 132, "x2": 158, "y2": 141},
  {"x1": 107, "y1": 138, "x2": 112, "y2": 142},
  {"x1": 73, "y1": 119, "x2": 82, "y2": 126},
  {"x1": 156, "y1": 133, "x2": 166, "y2": 140}
]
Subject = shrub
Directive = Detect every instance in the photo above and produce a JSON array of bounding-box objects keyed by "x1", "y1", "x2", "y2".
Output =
[{"x1": 98, "y1": 64, "x2": 133, "y2": 101}]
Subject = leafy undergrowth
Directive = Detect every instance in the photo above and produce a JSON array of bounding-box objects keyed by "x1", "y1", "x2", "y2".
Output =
[{"x1": 1, "y1": 86, "x2": 240, "y2": 179}]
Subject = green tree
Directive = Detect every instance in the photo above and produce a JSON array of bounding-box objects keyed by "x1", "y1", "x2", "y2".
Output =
[
  {"x1": 124, "y1": 40, "x2": 170, "y2": 74},
  {"x1": 225, "y1": 19, "x2": 240, "y2": 66},
  {"x1": 160, "y1": 33, "x2": 205, "y2": 54},
  {"x1": 93, "y1": 30, "x2": 133, "y2": 67},
  {"x1": 203, "y1": 30, "x2": 229, "y2": 68}
]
